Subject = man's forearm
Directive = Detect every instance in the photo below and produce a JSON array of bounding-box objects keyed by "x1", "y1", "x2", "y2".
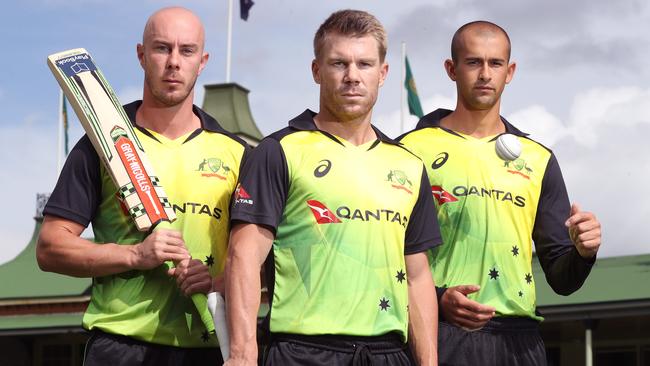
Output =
[
  {"x1": 225, "y1": 223, "x2": 274, "y2": 364},
  {"x1": 406, "y1": 253, "x2": 438, "y2": 366},
  {"x1": 37, "y1": 216, "x2": 136, "y2": 277},
  {"x1": 225, "y1": 249, "x2": 262, "y2": 363}
]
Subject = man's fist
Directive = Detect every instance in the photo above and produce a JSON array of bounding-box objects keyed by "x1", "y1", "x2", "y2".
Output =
[
  {"x1": 565, "y1": 203, "x2": 601, "y2": 259},
  {"x1": 132, "y1": 229, "x2": 190, "y2": 270}
]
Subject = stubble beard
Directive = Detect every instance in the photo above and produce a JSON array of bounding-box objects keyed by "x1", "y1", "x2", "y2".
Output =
[{"x1": 146, "y1": 74, "x2": 197, "y2": 107}]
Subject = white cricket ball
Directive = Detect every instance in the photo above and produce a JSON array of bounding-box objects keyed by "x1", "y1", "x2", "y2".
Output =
[{"x1": 495, "y1": 133, "x2": 522, "y2": 161}]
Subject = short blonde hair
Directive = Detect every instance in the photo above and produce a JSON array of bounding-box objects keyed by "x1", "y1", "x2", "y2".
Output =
[{"x1": 313, "y1": 9, "x2": 387, "y2": 62}]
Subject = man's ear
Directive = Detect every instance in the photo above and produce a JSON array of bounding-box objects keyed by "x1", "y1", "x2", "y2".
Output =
[{"x1": 444, "y1": 59, "x2": 456, "y2": 81}]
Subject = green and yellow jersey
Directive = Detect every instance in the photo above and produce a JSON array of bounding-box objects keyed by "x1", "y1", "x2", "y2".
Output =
[
  {"x1": 44, "y1": 101, "x2": 248, "y2": 347},
  {"x1": 399, "y1": 109, "x2": 594, "y2": 320},
  {"x1": 231, "y1": 110, "x2": 442, "y2": 341}
]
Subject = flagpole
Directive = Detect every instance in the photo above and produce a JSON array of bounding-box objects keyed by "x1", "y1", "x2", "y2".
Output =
[
  {"x1": 400, "y1": 42, "x2": 406, "y2": 135},
  {"x1": 226, "y1": 0, "x2": 233, "y2": 82},
  {"x1": 57, "y1": 89, "x2": 64, "y2": 174}
]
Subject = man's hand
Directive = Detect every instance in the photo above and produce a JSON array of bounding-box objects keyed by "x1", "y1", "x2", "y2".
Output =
[
  {"x1": 565, "y1": 203, "x2": 601, "y2": 259},
  {"x1": 168, "y1": 258, "x2": 212, "y2": 296},
  {"x1": 440, "y1": 285, "x2": 495, "y2": 330},
  {"x1": 132, "y1": 229, "x2": 190, "y2": 270}
]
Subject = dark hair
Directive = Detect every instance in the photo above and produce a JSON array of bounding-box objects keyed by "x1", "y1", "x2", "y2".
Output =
[{"x1": 451, "y1": 21, "x2": 511, "y2": 62}]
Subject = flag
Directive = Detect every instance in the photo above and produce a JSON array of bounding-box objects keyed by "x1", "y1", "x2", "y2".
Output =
[
  {"x1": 240, "y1": 0, "x2": 254, "y2": 21},
  {"x1": 404, "y1": 56, "x2": 424, "y2": 118},
  {"x1": 61, "y1": 92, "x2": 69, "y2": 155}
]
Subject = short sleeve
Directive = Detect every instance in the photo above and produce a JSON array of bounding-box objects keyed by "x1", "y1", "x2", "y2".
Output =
[
  {"x1": 230, "y1": 137, "x2": 289, "y2": 233},
  {"x1": 404, "y1": 167, "x2": 443, "y2": 254},
  {"x1": 43, "y1": 135, "x2": 102, "y2": 227}
]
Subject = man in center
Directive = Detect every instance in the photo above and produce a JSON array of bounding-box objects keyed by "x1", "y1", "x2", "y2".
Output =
[{"x1": 225, "y1": 9, "x2": 442, "y2": 366}]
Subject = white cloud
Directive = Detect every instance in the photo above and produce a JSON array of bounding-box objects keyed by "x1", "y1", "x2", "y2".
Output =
[
  {"x1": 567, "y1": 87, "x2": 650, "y2": 147},
  {"x1": 507, "y1": 105, "x2": 568, "y2": 147}
]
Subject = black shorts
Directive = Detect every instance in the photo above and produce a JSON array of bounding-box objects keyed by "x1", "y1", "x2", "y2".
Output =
[
  {"x1": 264, "y1": 332, "x2": 414, "y2": 366},
  {"x1": 82, "y1": 330, "x2": 223, "y2": 366},
  {"x1": 438, "y1": 318, "x2": 546, "y2": 366}
]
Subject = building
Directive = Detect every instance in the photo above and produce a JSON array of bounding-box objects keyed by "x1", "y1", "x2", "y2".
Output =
[{"x1": 536, "y1": 253, "x2": 650, "y2": 366}]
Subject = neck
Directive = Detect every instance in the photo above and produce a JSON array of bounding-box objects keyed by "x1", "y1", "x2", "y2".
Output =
[
  {"x1": 136, "y1": 90, "x2": 200, "y2": 140},
  {"x1": 314, "y1": 107, "x2": 377, "y2": 146},
  {"x1": 441, "y1": 100, "x2": 505, "y2": 138}
]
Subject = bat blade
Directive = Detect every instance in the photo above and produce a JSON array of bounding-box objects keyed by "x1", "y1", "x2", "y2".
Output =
[{"x1": 47, "y1": 48, "x2": 176, "y2": 231}]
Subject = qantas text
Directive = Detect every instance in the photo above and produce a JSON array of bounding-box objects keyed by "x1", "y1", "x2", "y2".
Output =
[{"x1": 452, "y1": 185, "x2": 526, "y2": 207}]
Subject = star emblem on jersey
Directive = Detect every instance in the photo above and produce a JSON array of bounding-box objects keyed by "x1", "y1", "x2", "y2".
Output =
[
  {"x1": 205, "y1": 255, "x2": 214, "y2": 267},
  {"x1": 197, "y1": 158, "x2": 231, "y2": 180},
  {"x1": 503, "y1": 158, "x2": 533, "y2": 180},
  {"x1": 525, "y1": 273, "x2": 533, "y2": 284},
  {"x1": 201, "y1": 330, "x2": 210, "y2": 342},
  {"x1": 306, "y1": 200, "x2": 341, "y2": 224},
  {"x1": 395, "y1": 270, "x2": 406, "y2": 284},
  {"x1": 518, "y1": 291, "x2": 523, "y2": 297},
  {"x1": 379, "y1": 297, "x2": 391, "y2": 311},
  {"x1": 431, "y1": 185, "x2": 458, "y2": 205},
  {"x1": 387, "y1": 170, "x2": 413, "y2": 194},
  {"x1": 234, "y1": 184, "x2": 253, "y2": 205},
  {"x1": 489, "y1": 267, "x2": 499, "y2": 280},
  {"x1": 511, "y1": 246, "x2": 519, "y2": 256}
]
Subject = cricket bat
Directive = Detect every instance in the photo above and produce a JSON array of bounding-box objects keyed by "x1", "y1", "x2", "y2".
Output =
[
  {"x1": 47, "y1": 48, "x2": 174, "y2": 231},
  {"x1": 47, "y1": 48, "x2": 217, "y2": 335}
]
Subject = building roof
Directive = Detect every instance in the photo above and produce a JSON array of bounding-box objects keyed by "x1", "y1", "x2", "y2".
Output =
[
  {"x1": 534, "y1": 253, "x2": 650, "y2": 321},
  {"x1": 201, "y1": 83, "x2": 263, "y2": 144},
  {"x1": 0, "y1": 220, "x2": 90, "y2": 301}
]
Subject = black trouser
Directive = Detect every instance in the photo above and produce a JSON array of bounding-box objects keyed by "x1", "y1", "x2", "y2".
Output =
[
  {"x1": 438, "y1": 318, "x2": 547, "y2": 366},
  {"x1": 83, "y1": 330, "x2": 223, "y2": 366},
  {"x1": 264, "y1": 332, "x2": 414, "y2": 366}
]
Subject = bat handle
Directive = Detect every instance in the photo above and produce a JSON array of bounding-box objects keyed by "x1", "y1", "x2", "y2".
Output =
[{"x1": 208, "y1": 291, "x2": 230, "y2": 362}]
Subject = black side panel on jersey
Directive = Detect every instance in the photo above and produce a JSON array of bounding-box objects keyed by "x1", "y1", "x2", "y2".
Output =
[
  {"x1": 533, "y1": 153, "x2": 594, "y2": 295},
  {"x1": 230, "y1": 137, "x2": 289, "y2": 232},
  {"x1": 43, "y1": 135, "x2": 101, "y2": 227},
  {"x1": 404, "y1": 167, "x2": 443, "y2": 254}
]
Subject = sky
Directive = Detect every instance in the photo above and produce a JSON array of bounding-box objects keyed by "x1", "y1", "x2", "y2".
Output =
[{"x1": 1, "y1": 0, "x2": 649, "y2": 265}]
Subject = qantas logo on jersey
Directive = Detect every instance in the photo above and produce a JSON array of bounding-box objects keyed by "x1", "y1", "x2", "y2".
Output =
[
  {"x1": 173, "y1": 202, "x2": 223, "y2": 220},
  {"x1": 503, "y1": 159, "x2": 533, "y2": 180},
  {"x1": 429, "y1": 185, "x2": 526, "y2": 207},
  {"x1": 431, "y1": 186, "x2": 458, "y2": 205},
  {"x1": 387, "y1": 170, "x2": 413, "y2": 194},
  {"x1": 306, "y1": 200, "x2": 408, "y2": 227},
  {"x1": 306, "y1": 200, "x2": 341, "y2": 224},
  {"x1": 234, "y1": 184, "x2": 253, "y2": 205},
  {"x1": 197, "y1": 158, "x2": 231, "y2": 180}
]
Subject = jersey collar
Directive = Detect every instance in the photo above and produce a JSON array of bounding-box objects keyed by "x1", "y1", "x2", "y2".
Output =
[
  {"x1": 122, "y1": 100, "x2": 229, "y2": 143},
  {"x1": 416, "y1": 108, "x2": 529, "y2": 137},
  {"x1": 289, "y1": 109, "x2": 400, "y2": 146}
]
